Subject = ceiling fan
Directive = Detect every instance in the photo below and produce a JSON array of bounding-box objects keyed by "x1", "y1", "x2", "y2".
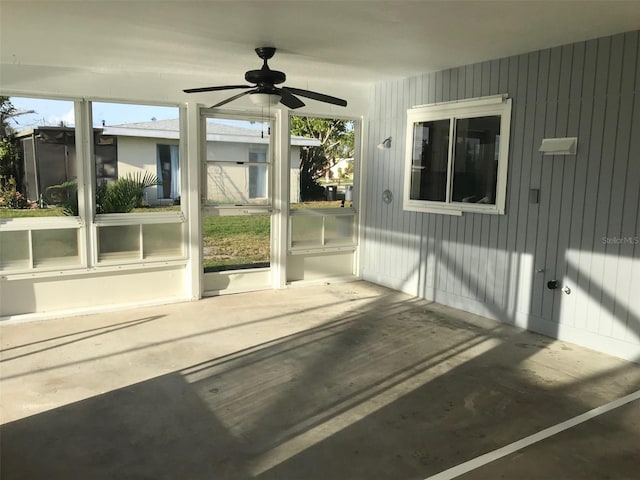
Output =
[{"x1": 183, "y1": 47, "x2": 348, "y2": 110}]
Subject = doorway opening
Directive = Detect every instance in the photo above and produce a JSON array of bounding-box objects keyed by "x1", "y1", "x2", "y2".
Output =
[{"x1": 201, "y1": 114, "x2": 274, "y2": 293}]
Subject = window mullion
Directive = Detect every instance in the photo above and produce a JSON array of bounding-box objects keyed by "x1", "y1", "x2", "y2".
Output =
[
  {"x1": 78, "y1": 100, "x2": 95, "y2": 268},
  {"x1": 139, "y1": 224, "x2": 144, "y2": 260},
  {"x1": 28, "y1": 230, "x2": 34, "y2": 269},
  {"x1": 445, "y1": 117, "x2": 456, "y2": 204}
]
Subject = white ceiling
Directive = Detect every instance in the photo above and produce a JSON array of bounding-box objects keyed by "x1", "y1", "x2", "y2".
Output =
[{"x1": 1, "y1": 0, "x2": 639, "y2": 111}]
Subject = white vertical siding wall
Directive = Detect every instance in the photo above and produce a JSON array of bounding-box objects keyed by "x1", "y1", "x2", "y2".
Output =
[{"x1": 363, "y1": 31, "x2": 640, "y2": 361}]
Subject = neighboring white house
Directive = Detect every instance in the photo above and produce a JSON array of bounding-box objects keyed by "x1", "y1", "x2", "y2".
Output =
[
  {"x1": 15, "y1": 120, "x2": 319, "y2": 206},
  {"x1": 102, "y1": 119, "x2": 319, "y2": 205}
]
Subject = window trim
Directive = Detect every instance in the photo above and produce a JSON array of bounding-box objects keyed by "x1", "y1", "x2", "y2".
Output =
[{"x1": 403, "y1": 95, "x2": 512, "y2": 216}]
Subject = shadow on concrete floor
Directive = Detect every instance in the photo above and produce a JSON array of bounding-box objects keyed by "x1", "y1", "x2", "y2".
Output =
[{"x1": 1, "y1": 293, "x2": 639, "y2": 480}]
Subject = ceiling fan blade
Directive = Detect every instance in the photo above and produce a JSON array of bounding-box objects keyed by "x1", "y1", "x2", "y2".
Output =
[
  {"x1": 211, "y1": 89, "x2": 256, "y2": 108},
  {"x1": 278, "y1": 89, "x2": 305, "y2": 109},
  {"x1": 183, "y1": 85, "x2": 253, "y2": 94},
  {"x1": 283, "y1": 87, "x2": 347, "y2": 107}
]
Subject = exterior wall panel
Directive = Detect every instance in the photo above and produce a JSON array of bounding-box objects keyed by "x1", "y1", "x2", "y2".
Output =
[{"x1": 362, "y1": 30, "x2": 640, "y2": 361}]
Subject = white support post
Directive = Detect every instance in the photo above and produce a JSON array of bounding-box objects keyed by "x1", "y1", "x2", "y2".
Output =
[
  {"x1": 184, "y1": 103, "x2": 202, "y2": 300},
  {"x1": 271, "y1": 109, "x2": 290, "y2": 289},
  {"x1": 76, "y1": 100, "x2": 96, "y2": 267},
  {"x1": 354, "y1": 116, "x2": 366, "y2": 278}
]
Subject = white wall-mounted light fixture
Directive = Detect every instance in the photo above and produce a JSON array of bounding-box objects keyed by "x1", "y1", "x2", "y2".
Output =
[
  {"x1": 539, "y1": 137, "x2": 577, "y2": 155},
  {"x1": 377, "y1": 136, "x2": 392, "y2": 149},
  {"x1": 250, "y1": 92, "x2": 281, "y2": 107}
]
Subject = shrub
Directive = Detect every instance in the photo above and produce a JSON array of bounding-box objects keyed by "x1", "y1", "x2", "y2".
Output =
[
  {"x1": 0, "y1": 176, "x2": 32, "y2": 209},
  {"x1": 46, "y1": 180, "x2": 78, "y2": 216},
  {"x1": 97, "y1": 172, "x2": 159, "y2": 214},
  {"x1": 0, "y1": 188, "x2": 30, "y2": 209}
]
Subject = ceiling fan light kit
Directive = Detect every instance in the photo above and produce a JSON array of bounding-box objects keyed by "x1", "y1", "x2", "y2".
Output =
[
  {"x1": 184, "y1": 47, "x2": 347, "y2": 110},
  {"x1": 249, "y1": 92, "x2": 281, "y2": 107}
]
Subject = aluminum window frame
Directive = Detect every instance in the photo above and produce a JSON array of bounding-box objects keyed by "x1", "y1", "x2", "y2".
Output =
[
  {"x1": 287, "y1": 113, "x2": 361, "y2": 256},
  {"x1": 403, "y1": 95, "x2": 512, "y2": 216},
  {"x1": 0, "y1": 96, "x2": 189, "y2": 276}
]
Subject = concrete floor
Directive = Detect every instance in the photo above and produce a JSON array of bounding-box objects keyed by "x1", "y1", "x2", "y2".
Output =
[{"x1": 1, "y1": 281, "x2": 639, "y2": 480}]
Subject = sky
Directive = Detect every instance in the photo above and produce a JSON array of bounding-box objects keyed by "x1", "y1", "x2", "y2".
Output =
[
  {"x1": 7, "y1": 96, "x2": 265, "y2": 131},
  {"x1": 8, "y1": 97, "x2": 179, "y2": 129}
]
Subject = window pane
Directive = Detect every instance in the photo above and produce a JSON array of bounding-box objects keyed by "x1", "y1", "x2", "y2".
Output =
[
  {"x1": 206, "y1": 163, "x2": 270, "y2": 205},
  {"x1": 324, "y1": 215, "x2": 355, "y2": 246},
  {"x1": 0, "y1": 231, "x2": 30, "y2": 269},
  {"x1": 291, "y1": 215, "x2": 323, "y2": 248},
  {"x1": 143, "y1": 223, "x2": 183, "y2": 258},
  {"x1": 2, "y1": 97, "x2": 76, "y2": 217},
  {"x1": 409, "y1": 120, "x2": 450, "y2": 202},
  {"x1": 202, "y1": 215, "x2": 270, "y2": 272},
  {"x1": 249, "y1": 165, "x2": 268, "y2": 199},
  {"x1": 452, "y1": 116, "x2": 501, "y2": 205},
  {"x1": 98, "y1": 225, "x2": 140, "y2": 261},
  {"x1": 32, "y1": 228, "x2": 80, "y2": 267},
  {"x1": 204, "y1": 118, "x2": 271, "y2": 206},
  {"x1": 92, "y1": 102, "x2": 181, "y2": 213},
  {"x1": 290, "y1": 116, "x2": 355, "y2": 209}
]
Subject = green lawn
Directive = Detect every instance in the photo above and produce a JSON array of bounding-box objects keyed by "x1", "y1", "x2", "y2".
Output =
[
  {"x1": 0, "y1": 207, "x2": 66, "y2": 218},
  {"x1": 0, "y1": 205, "x2": 181, "y2": 218},
  {"x1": 202, "y1": 215, "x2": 270, "y2": 270}
]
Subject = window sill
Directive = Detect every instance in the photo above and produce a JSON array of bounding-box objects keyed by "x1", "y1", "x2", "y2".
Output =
[
  {"x1": 290, "y1": 207, "x2": 357, "y2": 216},
  {"x1": 288, "y1": 244, "x2": 357, "y2": 256},
  {"x1": 1, "y1": 259, "x2": 187, "y2": 281},
  {"x1": 403, "y1": 200, "x2": 504, "y2": 216},
  {"x1": 94, "y1": 211, "x2": 184, "y2": 225},
  {"x1": 0, "y1": 216, "x2": 84, "y2": 230}
]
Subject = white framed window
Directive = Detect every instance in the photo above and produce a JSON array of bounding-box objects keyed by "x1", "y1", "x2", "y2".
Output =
[
  {"x1": 0, "y1": 97, "x2": 187, "y2": 275},
  {"x1": 2, "y1": 96, "x2": 79, "y2": 218},
  {"x1": 92, "y1": 101, "x2": 182, "y2": 214},
  {"x1": 287, "y1": 114, "x2": 359, "y2": 258},
  {"x1": 91, "y1": 102, "x2": 186, "y2": 267},
  {"x1": 403, "y1": 95, "x2": 512, "y2": 215},
  {"x1": 0, "y1": 96, "x2": 87, "y2": 275}
]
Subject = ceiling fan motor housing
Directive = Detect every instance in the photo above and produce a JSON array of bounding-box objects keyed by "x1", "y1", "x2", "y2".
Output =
[{"x1": 245, "y1": 68, "x2": 286, "y2": 86}]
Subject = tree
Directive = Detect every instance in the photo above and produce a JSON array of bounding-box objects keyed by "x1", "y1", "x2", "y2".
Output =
[
  {"x1": 1, "y1": 96, "x2": 17, "y2": 138},
  {"x1": 290, "y1": 116, "x2": 354, "y2": 201},
  {"x1": 0, "y1": 97, "x2": 23, "y2": 189},
  {"x1": 1, "y1": 97, "x2": 33, "y2": 192}
]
